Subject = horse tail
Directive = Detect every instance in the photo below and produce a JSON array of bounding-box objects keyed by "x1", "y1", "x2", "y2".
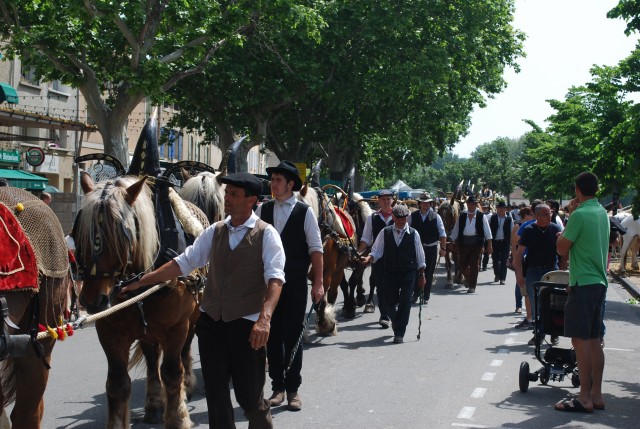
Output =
[
  {"x1": 128, "y1": 342, "x2": 145, "y2": 372},
  {"x1": 0, "y1": 359, "x2": 16, "y2": 408}
]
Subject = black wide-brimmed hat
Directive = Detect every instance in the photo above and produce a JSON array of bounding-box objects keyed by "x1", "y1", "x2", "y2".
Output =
[
  {"x1": 466, "y1": 195, "x2": 477, "y2": 204},
  {"x1": 496, "y1": 201, "x2": 508, "y2": 208},
  {"x1": 220, "y1": 172, "x2": 263, "y2": 196},
  {"x1": 266, "y1": 160, "x2": 302, "y2": 191}
]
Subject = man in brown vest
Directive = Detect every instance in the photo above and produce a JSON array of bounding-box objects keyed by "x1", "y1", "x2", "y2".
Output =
[{"x1": 121, "y1": 172, "x2": 285, "y2": 429}]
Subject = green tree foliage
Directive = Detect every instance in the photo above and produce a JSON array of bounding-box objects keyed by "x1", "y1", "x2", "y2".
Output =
[
  {"x1": 168, "y1": 0, "x2": 525, "y2": 181},
  {"x1": 469, "y1": 137, "x2": 519, "y2": 198},
  {"x1": 0, "y1": 0, "x2": 283, "y2": 165}
]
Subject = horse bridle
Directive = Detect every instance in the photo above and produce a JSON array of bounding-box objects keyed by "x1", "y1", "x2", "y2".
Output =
[{"x1": 75, "y1": 181, "x2": 141, "y2": 282}]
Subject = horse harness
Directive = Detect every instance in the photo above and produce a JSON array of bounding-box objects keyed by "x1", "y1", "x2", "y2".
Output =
[{"x1": 314, "y1": 187, "x2": 360, "y2": 264}]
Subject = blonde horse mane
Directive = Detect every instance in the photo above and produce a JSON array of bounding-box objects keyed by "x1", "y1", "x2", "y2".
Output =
[
  {"x1": 297, "y1": 186, "x2": 354, "y2": 238},
  {"x1": 179, "y1": 171, "x2": 225, "y2": 223},
  {"x1": 75, "y1": 176, "x2": 159, "y2": 272}
]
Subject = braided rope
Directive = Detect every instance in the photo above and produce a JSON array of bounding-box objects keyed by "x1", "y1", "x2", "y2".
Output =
[{"x1": 36, "y1": 280, "x2": 173, "y2": 340}]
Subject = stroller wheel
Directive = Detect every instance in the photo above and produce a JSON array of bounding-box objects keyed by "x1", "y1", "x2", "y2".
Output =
[
  {"x1": 571, "y1": 371, "x2": 580, "y2": 388},
  {"x1": 540, "y1": 367, "x2": 550, "y2": 385},
  {"x1": 519, "y1": 362, "x2": 530, "y2": 393}
]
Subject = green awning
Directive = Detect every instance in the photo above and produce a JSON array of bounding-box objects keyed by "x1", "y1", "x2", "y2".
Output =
[
  {"x1": 0, "y1": 83, "x2": 18, "y2": 105},
  {"x1": 0, "y1": 168, "x2": 48, "y2": 190}
]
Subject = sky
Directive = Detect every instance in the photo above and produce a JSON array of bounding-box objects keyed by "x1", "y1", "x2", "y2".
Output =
[{"x1": 454, "y1": 0, "x2": 640, "y2": 158}]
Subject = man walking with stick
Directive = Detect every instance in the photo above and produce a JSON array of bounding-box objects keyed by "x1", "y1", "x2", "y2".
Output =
[{"x1": 361, "y1": 204, "x2": 426, "y2": 343}]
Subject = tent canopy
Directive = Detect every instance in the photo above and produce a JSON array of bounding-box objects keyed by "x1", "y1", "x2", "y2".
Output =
[{"x1": 0, "y1": 168, "x2": 48, "y2": 190}]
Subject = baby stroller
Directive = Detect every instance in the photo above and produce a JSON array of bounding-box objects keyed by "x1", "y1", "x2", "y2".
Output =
[{"x1": 518, "y1": 270, "x2": 580, "y2": 392}]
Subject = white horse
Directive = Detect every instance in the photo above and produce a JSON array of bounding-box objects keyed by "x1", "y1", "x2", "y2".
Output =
[
  {"x1": 178, "y1": 171, "x2": 225, "y2": 224},
  {"x1": 615, "y1": 212, "x2": 640, "y2": 272}
]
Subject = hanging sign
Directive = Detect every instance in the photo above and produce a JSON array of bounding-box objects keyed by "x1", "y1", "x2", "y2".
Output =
[{"x1": 25, "y1": 148, "x2": 45, "y2": 167}]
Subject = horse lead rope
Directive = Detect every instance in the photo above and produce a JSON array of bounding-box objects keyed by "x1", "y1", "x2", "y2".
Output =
[{"x1": 36, "y1": 280, "x2": 173, "y2": 341}]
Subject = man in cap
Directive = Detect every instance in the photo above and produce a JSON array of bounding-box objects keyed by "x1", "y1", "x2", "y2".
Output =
[
  {"x1": 256, "y1": 160, "x2": 323, "y2": 411},
  {"x1": 361, "y1": 204, "x2": 426, "y2": 343},
  {"x1": 121, "y1": 172, "x2": 285, "y2": 428},
  {"x1": 409, "y1": 192, "x2": 446, "y2": 303},
  {"x1": 357, "y1": 189, "x2": 395, "y2": 327},
  {"x1": 450, "y1": 195, "x2": 493, "y2": 293},
  {"x1": 490, "y1": 201, "x2": 514, "y2": 285}
]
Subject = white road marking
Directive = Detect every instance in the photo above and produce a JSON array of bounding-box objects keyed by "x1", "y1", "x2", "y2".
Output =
[
  {"x1": 504, "y1": 337, "x2": 517, "y2": 345},
  {"x1": 457, "y1": 407, "x2": 476, "y2": 419},
  {"x1": 604, "y1": 347, "x2": 634, "y2": 352},
  {"x1": 497, "y1": 348, "x2": 509, "y2": 354},
  {"x1": 490, "y1": 359, "x2": 503, "y2": 367},
  {"x1": 471, "y1": 387, "x2": 487, "y2": 398},
  {"x1": 451, "y1": 423, "x2": 489, "y2": 428},
  {"x1": 481, "y1": 372, "x2": 496, "y2": 381}
]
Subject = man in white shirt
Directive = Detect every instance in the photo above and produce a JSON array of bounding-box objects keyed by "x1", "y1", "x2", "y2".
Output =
[
  {"x1": 256, "y1": 160, "x2": 323, "y2": 411},
  {"x1": 121, "y1": 172, "x2": 285, "y2": 429},
  {"x1": 361, "y1": 204, "x2": 426, "y2": 344}
]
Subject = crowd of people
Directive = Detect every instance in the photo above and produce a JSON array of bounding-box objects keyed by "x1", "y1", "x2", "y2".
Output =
[{"x1": 61, "y1": 166, "x2": 610, "y2": 425}]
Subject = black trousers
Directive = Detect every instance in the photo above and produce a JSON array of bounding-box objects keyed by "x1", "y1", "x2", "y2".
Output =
[
  {"x1": 267, "y1": 278, "x2": 307, "y2": 393},
  {"x1": 196, "y1": 313, "x2": 272, "y2": 429},
  {"x1": 371, "y1": 262, "x2": 389, "y2": 320},
  {"x1": 414, "y1": 244, "x2": 438, "y2": 302},
  {"x1": 492, "y1": 239, "x2": 510, "y2": 281}
]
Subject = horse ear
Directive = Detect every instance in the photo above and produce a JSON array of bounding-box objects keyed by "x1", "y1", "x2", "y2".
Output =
[
  {"x1": 181, "y1": 168, "x2": 192, "y2": 182},
  {"x1": 80, "y1": 171, "x2": 95, "y2": 194},
  {"x1": 299, "y1": 183, "x2": 308, "y2": 197},
  {"x1": 125, "y1": 176, "x2": 148, "y2": 205}
]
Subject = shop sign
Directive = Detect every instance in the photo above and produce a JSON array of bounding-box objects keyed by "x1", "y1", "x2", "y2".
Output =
[
  {"x1": 25, "y1": 147, "x2": 45, "y2": 167},
  {"x1": 35, "y1": 154, "x2": 60, "y2": 174},
  {"x1": 0, "y1": 149, "x2": 20, "y2": 164}
]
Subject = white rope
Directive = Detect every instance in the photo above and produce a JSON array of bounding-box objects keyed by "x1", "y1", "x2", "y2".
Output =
[{"x1": 36, "y1": 280, "x2": 173, "y2": 341}]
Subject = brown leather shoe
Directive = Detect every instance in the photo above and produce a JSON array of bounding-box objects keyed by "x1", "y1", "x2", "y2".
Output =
[
  {"x1": 287, "y1": 392, "x2": 302, "y2": 411},
  {"x1": 268, "y1": 391, "x2": 285, "y2": 407}
]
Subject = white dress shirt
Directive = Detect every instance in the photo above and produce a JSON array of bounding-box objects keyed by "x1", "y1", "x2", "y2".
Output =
[
  {"x1": 450, "y1": 209, "x2": 493, "y2": 241},
  {"x1": 174, "y1": 212, "x2": 286, "y2": 322},
  {"x1": 360, "y1": 211, "x2": 393, "y2": 247},
  {"x1": 407, "y1": 208, "x2": 447, "y2": 245},
  {"x1": 254, "y1": 195, "x2": 323, "y2": 254},
  {"x1": 368, "y1": 224, "x2": 426, "y2": 269}
]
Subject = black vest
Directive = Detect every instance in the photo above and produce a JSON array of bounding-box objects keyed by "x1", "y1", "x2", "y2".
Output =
[
  {"x1": 410, "y1": 210, "x2": 439, "y2": 245},
  {"x1": 457, "y1": 211, "x2": 485, "y2": 245},
  {"x1": 260, "y1": 200, "x2": 311, "y2": 282},
  {"x1": 489, "y1": 214, "x2": 512, "y2": 241},
  {"x1": 383, "y1": 226, "x2": 418, "y2": 272},
  {"x1": 371, "y1": 212, "x2": 393, "y2": 262}
]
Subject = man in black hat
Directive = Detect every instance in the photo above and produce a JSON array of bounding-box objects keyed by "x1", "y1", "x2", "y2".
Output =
[
  {"x1": 256, "y1": 160, "x2": 323, "y2": 411},
  {"x1": 121, "y1": 172, "x2": 286, "y2": 428},
  {"x1": 480, "y1": 201, "x2": 492, "y2": 271},
  {"x1": 490, "y1": 201, "x2": 514, "y2": 285},
  {"x1": 450, "y1": 195, "x2": 493, "y2": 293},
  {"x1": 357, "y1": 189, "x2": 395, "y2": 327},
  {"x1": 361, "y1": 204, "x2": 426, "y2": 343},
  {"x1": 408, "y1": 192, "x2": 446, "y2": 303}
]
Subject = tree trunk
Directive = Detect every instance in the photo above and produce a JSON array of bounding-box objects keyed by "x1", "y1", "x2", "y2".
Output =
[{"x1": 326, "y1": 141, "x2": 354, "y2": 185}]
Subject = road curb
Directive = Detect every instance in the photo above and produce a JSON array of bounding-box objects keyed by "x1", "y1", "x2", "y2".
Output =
[{"x1": 609, "y1": 271, "x2": 640, "y2": 299}]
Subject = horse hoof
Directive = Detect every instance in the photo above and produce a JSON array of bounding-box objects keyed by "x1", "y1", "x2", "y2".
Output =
[
  {"x1": 143, "y1": 409, "x2": 164, "y2": 424},
  {"x1": 355, "y1": 295, "x2": 366, "y2": 307},
  {"x1": 342, "y1": 307, "x2": 356, "y2": 320},
  {"x1": 363, "y1": 303, "x2": 375, "y2": 313}
]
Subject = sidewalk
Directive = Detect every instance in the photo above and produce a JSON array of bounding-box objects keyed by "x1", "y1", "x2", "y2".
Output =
[{"x1": 609, "y1": 269, "x2": 640, "y2": 299}]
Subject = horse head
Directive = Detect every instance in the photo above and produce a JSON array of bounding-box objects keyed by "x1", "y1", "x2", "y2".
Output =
[
  {"x1": 74, "y1": 174, "x2": 159, "y2": 313},
  {"x1": 178, "y1": 171, "x2": 225, "y2": 224}
]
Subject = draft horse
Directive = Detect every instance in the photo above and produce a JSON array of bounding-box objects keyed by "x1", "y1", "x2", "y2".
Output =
[
  {"x1": 0, "y1": 187, "x2": 70, "y2": 429},
  {"x1": 297, "y1": 185, "x2": 358, "y2": 336},
  {"x1": 73, "y1": 174, "x2": 207, "y2": 429},
  {"x1": 339, "y1": 192, "x2": 372, "y2": 319},
  {"x1": 437, "y1": 199, "x2": 462, "y2": 288}
]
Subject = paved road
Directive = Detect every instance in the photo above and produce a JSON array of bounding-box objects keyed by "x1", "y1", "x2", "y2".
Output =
[{"x1": 34, "y1": 263, "x2": 639, "y2": 428}]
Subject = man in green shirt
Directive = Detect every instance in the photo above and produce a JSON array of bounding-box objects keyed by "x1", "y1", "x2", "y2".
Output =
[{"x1": 555, "y1": 172, "x2": 608, "y2": 413}]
